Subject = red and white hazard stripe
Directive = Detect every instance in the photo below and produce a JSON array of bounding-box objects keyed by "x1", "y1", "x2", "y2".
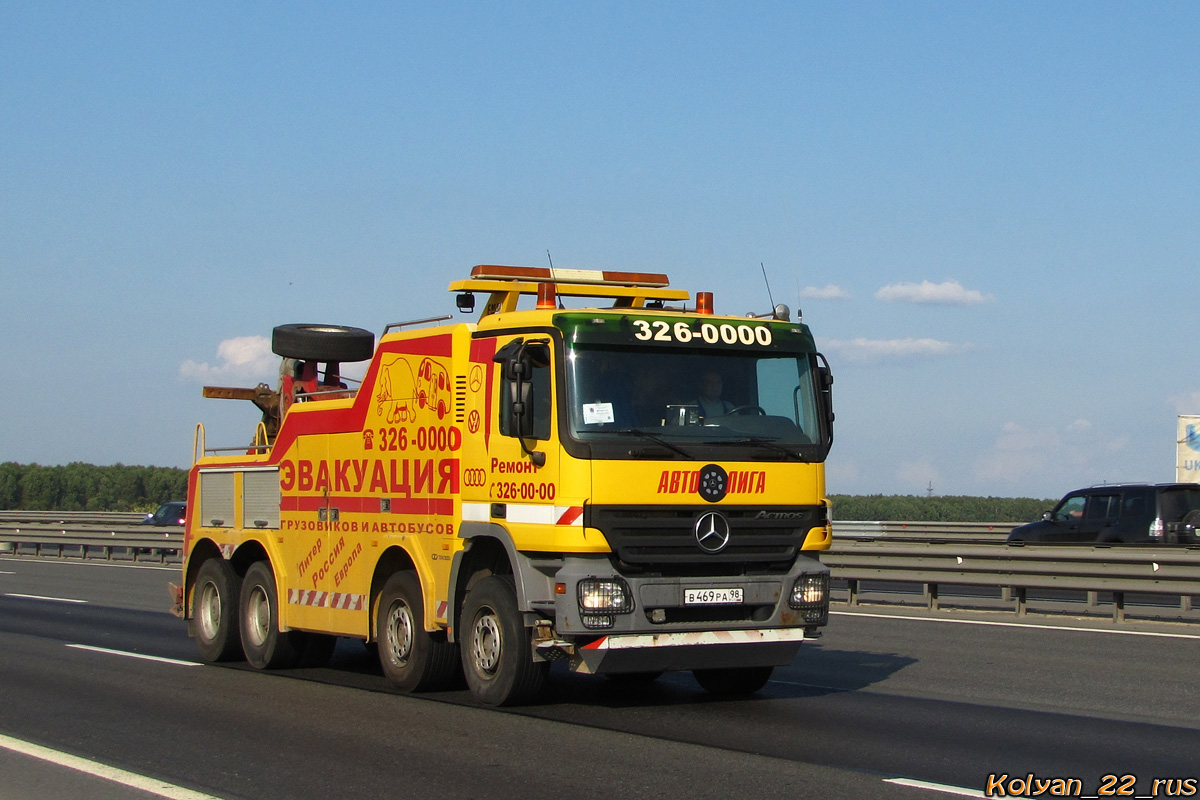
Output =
[
  {"x1": 461, "y1": 502, "x2": 583, "y2": 526},
  {"x1": 581, "y1": 628, "x2": 805, "y2": 651},
  {"x1": 287, "y1": 589, "x2": 366, "y2": 612}
]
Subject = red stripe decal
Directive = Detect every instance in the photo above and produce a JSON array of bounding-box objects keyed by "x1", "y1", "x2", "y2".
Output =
[
  {"x1": 556, "y1": 506, "x2": 583, "y2": 526},
  {"x1": 281, "y1": 496, "x2": 453, "y2": 516}
]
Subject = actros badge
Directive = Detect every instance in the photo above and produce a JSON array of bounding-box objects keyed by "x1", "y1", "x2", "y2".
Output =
[{"x1": 697, "y1": 464, "x2": 728, "y2": 503}]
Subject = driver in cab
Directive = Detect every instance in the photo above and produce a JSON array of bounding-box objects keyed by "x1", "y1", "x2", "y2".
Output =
[{"x1": 697, "y1": 370, "x2": 733, "y2": 420}]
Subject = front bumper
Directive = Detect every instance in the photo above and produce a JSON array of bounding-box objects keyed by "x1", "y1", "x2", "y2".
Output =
[
  {"x1": 546, "y1": 554, "x2": 828, "y2": 674},
  {"x1": 573, "y1": 627, "x2": 806, "y2": 674}
]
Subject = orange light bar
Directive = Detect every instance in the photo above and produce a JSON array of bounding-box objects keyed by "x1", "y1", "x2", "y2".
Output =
[
  {"x1": 470, "y1": 264, "x2": 670, "y2": 288},
  {"x1": 537, "y1": 282, "x2": 557, "y2": 308},
  {"x1": 696, "y1": 291, "x2": 714, "y2": 315}
]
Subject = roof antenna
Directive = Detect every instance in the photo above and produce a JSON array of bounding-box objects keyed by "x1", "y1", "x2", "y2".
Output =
[
  {"x1": 546, "y1": 250, "x2": 563, "y2": 308},
  {"x1": 760, "y1": 262, "x2": 775, "y2": 308},
  {"x1": 760, "y1": 262, "x2": 790, "y2": 321}
]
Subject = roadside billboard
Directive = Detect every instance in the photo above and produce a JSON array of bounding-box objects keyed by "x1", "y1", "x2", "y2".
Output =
[{"x1": 1177, "y1": 415, "x2": 1200, "y2": 483}]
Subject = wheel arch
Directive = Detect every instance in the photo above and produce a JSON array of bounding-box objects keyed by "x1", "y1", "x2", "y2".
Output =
[
  {"x1": 447, "y1": 522, "x2": 556, "y2": 644},
  {"x1": 368, "y1": 545, "x2": 420, "y2": 642}
]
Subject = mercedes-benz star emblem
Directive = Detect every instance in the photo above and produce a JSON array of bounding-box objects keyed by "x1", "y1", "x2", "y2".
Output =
[{"x1": 694, "y1": 511, "x2": 732, "y2": 554}]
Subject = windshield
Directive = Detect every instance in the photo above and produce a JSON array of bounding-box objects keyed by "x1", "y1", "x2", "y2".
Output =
[{"x1": 564, "y1": 344, "x2": 830, "y2": 460}]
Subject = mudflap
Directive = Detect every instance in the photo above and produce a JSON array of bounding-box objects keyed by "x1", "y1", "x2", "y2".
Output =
[{"x1": 168, "y1": 582, "x2": 184, "y2": 619}]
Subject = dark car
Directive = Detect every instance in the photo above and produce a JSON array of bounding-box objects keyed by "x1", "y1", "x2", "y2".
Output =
[
  {"x1": 1008, "y1": 483, "x2": 1200, "y2": 544},
  {"x1": 143, "y1": 501, "x2": 187, "y2": 527}
]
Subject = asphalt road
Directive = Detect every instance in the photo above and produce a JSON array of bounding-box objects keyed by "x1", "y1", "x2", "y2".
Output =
[{"x1": 2, "y1": 556, "x2": 1199, "y2": 799}]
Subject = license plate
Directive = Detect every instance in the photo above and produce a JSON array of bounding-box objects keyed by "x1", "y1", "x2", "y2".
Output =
[{"x1": 684, "y1": 587, "x2": 744, "y2": 605}]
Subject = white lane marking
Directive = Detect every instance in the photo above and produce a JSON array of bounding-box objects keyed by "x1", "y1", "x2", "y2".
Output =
[
  {"x1": 4, "y1": 593, "x2": 87, "y2": 604},
  {"x1": 65, "y1": 644, "x2": 201, "y2": 667},
  {"x1": 831, "y1": 610, "x2": 1200, "y2": 640},
  {"x1": 0, "y1": 732, "x2": 223, "y2": 800},
  {"x1": 884, "y1": 777, "x2": 986, "y2": 797}
]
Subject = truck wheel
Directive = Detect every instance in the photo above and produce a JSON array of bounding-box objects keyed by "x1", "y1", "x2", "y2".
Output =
[
  {"x1": 460, "y1": 575, "x2": 548, "y2": 706},
  {"x1": 376, "y1": 571, "x2": 460, "y2": 692},
  {"x1": 193, "y1": 558, "x2": 243, "y2": 662},
  {"x1": 239, "y1": 561, "x2": 301, "y2": 670},
  {"x1": 271, "y1": 324, "x2": 374, "y2": 362},
  {"x1": 693, "y1": 665, "x2": 774, "y2": 695}
]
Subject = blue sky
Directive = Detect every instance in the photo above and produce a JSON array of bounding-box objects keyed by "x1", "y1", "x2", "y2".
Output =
[{"x1": 3, "y1": 2, "x2": 1198, "y2": 499}]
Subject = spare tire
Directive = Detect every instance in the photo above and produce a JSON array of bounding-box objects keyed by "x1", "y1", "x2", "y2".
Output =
[{"x1": 272, "y1": 324, "x2": 374, "y2": 362}]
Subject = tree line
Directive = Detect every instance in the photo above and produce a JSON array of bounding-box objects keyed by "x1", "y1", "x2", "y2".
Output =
[
  {"x1": 0, "y1": 462, "x2": 1057, "y2": 521},
  {"x1": 0, "y1": 462, "x2": 189, "y2": 512},
  {"x1": 829, "y1": 494, "x2": 1055, "y2": 523}
]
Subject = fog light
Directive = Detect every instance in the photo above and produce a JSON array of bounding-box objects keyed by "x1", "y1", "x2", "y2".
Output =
[
  {"x1": 577, "y1": 578, "x2": 633, "y2": 614},
  {"x1": 581, "y1": 614, "x2": 615, "y2": 629}
]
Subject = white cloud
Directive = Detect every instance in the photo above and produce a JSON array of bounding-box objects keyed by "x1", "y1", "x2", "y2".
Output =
[
  {"x1": 1168, "y1": 390, "x2": 1200, "y2": 415},
  {"x1": 875, "y1": 279, "x2": 992, "y2": 305},
  {"x1": 974, "y1": 419, "x2": 1133, "y2": 491},
  {"x1": 180, "y1": 336, "x2": 276, "y2": 382},
  {"x1": 821, "y1": 337, "x2": 972, "y2": 364},
  {"x1": 974, "y1": 422, "x2": 1067, "y2": 486},
  {"x1": 897, "y1": 458, "x2": 940, "y2": 492},
  {"x1": 800, "y1": 284, "x2": 851, "y2": 300},
  {"x1": 1065, "y1": 418, "x2": 1092, "y2": 434},
  {"x1": 824, "y1": 458, "x2": 860, "y2": 488}
]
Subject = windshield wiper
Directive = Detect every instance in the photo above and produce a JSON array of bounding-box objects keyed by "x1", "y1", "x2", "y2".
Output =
[
  {"x1": 703, "y1": 437, "x2": 804, "y2": 461},
  {"x1": 613, "y1": 428, "x2": 695, "y2": 460}
]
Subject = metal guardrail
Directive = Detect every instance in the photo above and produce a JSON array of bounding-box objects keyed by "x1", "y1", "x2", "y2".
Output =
[
  {"x1": 0, "y1": 512, "x2": 181, "y2": 563},
  {"x1": 4, "y1": 514, "x2": 1198, "y2": 622},
  {"x1": 833, "y1": 520, "x2": 1012, "y2": 544},
  {"x1": 0, "y1": 510, "x2": 147, "y2": 525},
  {"x1": 825, "y1": 539, "x2": 1200, "y2": 622}
]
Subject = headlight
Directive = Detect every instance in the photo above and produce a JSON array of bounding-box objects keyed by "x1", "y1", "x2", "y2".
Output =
[
  {"x1": 790, "y1": 572, "x2": 829, "y2": 625},
  {"x1": 577, "y1": 578, "x2": 633, "y2": 614}
]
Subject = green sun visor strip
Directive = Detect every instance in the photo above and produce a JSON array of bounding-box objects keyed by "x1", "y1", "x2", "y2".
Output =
[{"x1": 554, "y1": 313, "x2": 817, "y2": 354}]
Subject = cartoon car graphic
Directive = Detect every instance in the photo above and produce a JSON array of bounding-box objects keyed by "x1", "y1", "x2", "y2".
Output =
[{"x1": 417, "y1": 358, "x2": 450, "y2": 420}]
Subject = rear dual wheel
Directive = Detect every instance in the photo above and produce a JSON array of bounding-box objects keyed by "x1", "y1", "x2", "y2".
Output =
[
  {"x1": 240, "y1": 561, "x2": 305, "y2": 670},
  {"x1": 193, "y1": 558, "x2": 243, "y2": 662},
  {"x1": 195, "y1": 558, "x2": 337, "y2": 670}
]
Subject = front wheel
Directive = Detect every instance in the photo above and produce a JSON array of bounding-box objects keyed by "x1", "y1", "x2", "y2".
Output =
[
  {"x1": 376, "y1": 571, "x2": 460, "y2": 691},
  {"x1": 239, "y1": 561, "x2": 302, "y2": 670},
  {"x1": 693, "y1": 665, "x2": 774, "y2": 695},
  {"x1": 460, "y1": 575, "x2": 548, "y2": 706},
  {"x1": 193, "y1": 558, "x2": 243, "y2": 662}
]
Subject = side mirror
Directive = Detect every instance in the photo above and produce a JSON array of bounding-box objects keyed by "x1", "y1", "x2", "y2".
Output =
[{"x1": 816, "y1": 354, "x2": 835, "y2": 451}]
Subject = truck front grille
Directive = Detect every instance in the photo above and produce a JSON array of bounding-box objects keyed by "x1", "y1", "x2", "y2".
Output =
[{"x1": 585, "y1": 505, "x2": 820, "y2": 573}]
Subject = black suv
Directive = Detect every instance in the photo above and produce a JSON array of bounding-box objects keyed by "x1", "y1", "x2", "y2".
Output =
[{"x1": 1008, "y1": 483, "x2": 1200, "y2": 544}]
